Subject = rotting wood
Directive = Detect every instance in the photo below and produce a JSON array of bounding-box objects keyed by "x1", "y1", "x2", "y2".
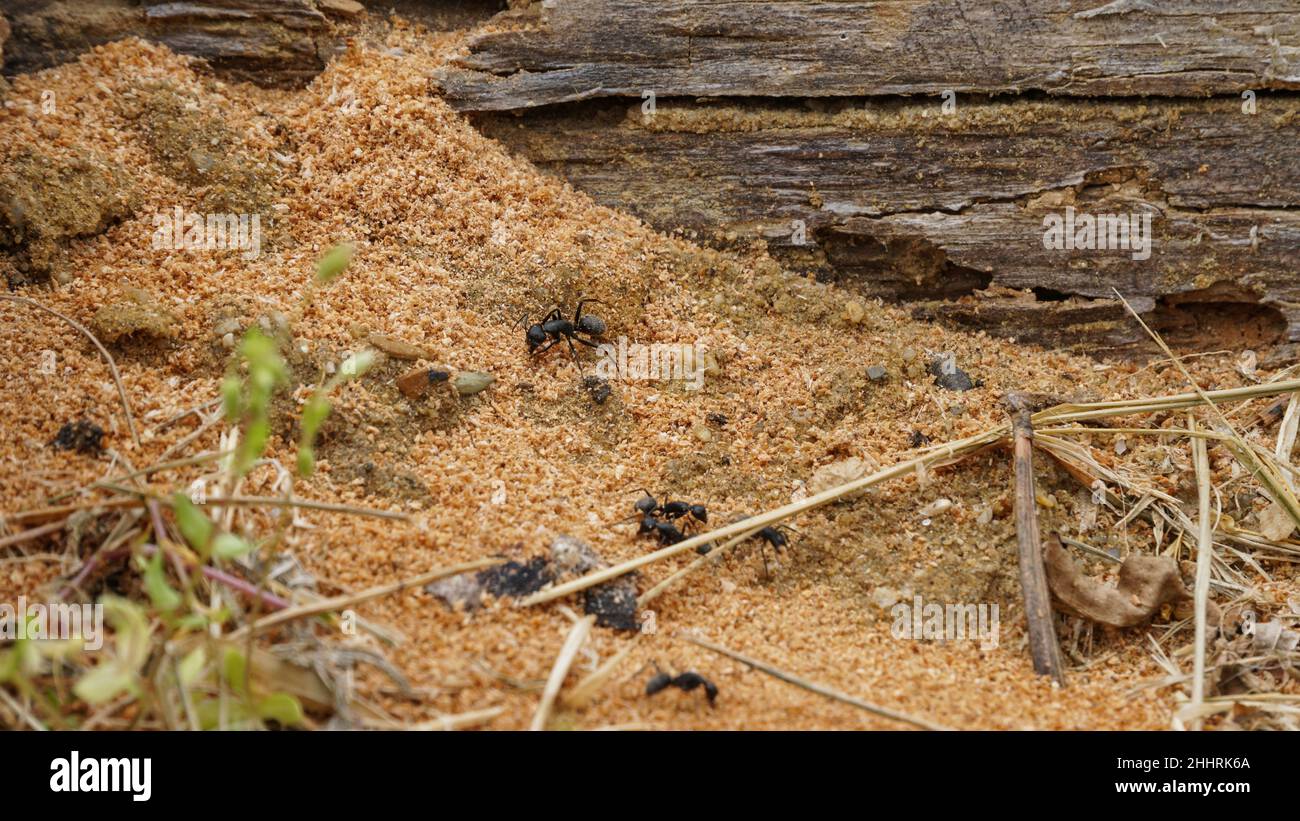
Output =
[
  {"x1": 432, "y1": 0, "x2": 1300, "y2": 111},
  {"x1": 2, "y1": 0, "x2": 336, "y2": 86},
  {"x1": 475, "y1": 96, "x2": 1300, "y2": 353}
]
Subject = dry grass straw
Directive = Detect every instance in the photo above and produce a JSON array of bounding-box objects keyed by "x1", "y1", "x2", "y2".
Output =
[
  {"x1": 519, "y1": 425, "x2": 1008, "y2": 607},
  {"x1": 521, "y1": 374, "x2": 1300, "y2": 609},
  {"x1": 530, "y1": 614, "x2": 596, "y2": 730},
  {"x1": 227, "y1": 557, "x2": 501, "y2": 640},
  {"x1": 0, "y1": 294, "x2": 141, "y2": 448},
  {"x1": 680, "y1": 633, "x2": 949, "y2": 730},
  {"x1": 1189, "y1": 414, "x2": 1213, "y2": 729}
]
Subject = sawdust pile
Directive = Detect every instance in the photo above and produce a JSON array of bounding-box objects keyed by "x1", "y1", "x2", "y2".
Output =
[{"x1": 1, "y1": 30, "x2": 1295, "y2": 729}]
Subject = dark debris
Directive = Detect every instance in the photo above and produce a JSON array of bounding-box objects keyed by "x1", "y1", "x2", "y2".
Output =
[{"x1": 51, "y1": 420, "x2": 104, "y2": 454}]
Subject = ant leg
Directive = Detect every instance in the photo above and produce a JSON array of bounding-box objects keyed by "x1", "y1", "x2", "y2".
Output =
[
  {"x1": 573, "y1": 333, "x2": 620, "y2": 377},
  {"x1": 564, "y1": 335, "x2": 585, "y2": 373},
  {"x1": 573, "y1": 297, "x2": 608, "y2": 324},
  {"x1": 530, "y1": 337, "x2": 562, "y2": 357}
]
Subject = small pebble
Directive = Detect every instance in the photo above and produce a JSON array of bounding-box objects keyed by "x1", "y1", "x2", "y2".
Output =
[
  {"x1": 453, "y1": 371, "x2": 494, "y2": 396},
  {"x1": 867, "y1": 364, "x2": 887, "y2": 382}
]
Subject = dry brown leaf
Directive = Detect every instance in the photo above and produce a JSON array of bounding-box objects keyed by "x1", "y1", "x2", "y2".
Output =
[
  {"x1": 1257, "y1": 500, "x2": 1296, "y2": 542},
  {"x1": 1043, "y1": 534, "x2": 1196, "y2": 628}
]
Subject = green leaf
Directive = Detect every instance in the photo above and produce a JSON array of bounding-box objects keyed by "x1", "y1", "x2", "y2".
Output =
[
  {"x1": 0, "y1": 649, "x2": 17, "y2": 684},
  {"x1": 212, "y1": 533, "x2": 254, "y2": 560},
  {"x1": 101, "y1": 595, "x2": 151, "y2": 671},
  {"x1": 239, "y1": 327, "x2": 277, "y2": 367},
  {"x1": 177, "y1": 647, "x2": 206, "y2": 687},
  {"x1": 235, "y1": 417, "x2": 270, "y2": 475},
  {"x1": 174, "y1": 613, "x2": 209, "y2": 631},
  {"x1": 256, "y1": 693, "x2": 305, "y2": 727},
  {"x1": 296, "y1": 445, "x2": 316, "y2": 478},
  {"x1": 142, "y1": 549, "x2": 181, "y2": 612},
  {"x1": 171, "y1": 493, "x2": 213, "y2": 554},
  {"x1": 301, "y1": 394, "x2": 331, "y2": 438},
  {"x1": 315, "y1": 243, "x2": 354, "y2": 284},
  {"x1": 221, "y1": 647, "x2": 248, "y2": 696},
  {"x1": 221, "y1": 375, "x2": 243, "y2": 420},
  {"x1": 196, "y1": 696, "x2": 254, "y2": 730},
  {"x1": 74, "y1": 663, "x2": 137, "y2": 705}
]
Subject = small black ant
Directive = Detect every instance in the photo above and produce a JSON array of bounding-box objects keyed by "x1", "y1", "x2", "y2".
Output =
[
  {"x1": 633, "y1": 490, "x2": 708, "y2": 526},
  {"x1": 646, "y1": 667, "x2": 718, "y2": 706},
  {"x1": 627, "y1": 490, "x2": 709, "y2": 549},
  {"x1": 745, "y1": 522, "x2": 798, "y2": 577},
  {"x1": 518, "y1": 299, "x2": 607, "y2": 369},
  {"x1": 637, "y1": 514, "x2": 686, "y2": 546}
]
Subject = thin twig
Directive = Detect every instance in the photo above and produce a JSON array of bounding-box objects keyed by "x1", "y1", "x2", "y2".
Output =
[
  {"x1": 637, "y1": 526, "x2": 762, "y2": 607},
  {"x1": 0, "y1": 294, "x2": 140, "y2": 448},
  {"x1": 0, "y1": 686, "x2": 47, "y2": 731},
  {"x1": 522, "y1": 377, "x2": 1300, "y2": 610},
  {"x1": 227, "y1": 557, "x2": 501, "y2": 639},
  {"x1": 519, "y1": 426, "x2": 1008, "y2": 606},
  {"x1": 680, "y1": 633, "x2": 949, "y2": 731},
  {"x1": 530, "y1": 615, "x2": 595, "y2": 731},
  {"x1": 0, "y1": 520, "x2": 64, "y2": 550},
  {"x1": 12, "y1": 493, "x2": 410, "y2": 523}
]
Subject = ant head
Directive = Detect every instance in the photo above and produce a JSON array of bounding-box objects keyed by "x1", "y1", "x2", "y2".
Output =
[
  {"x1": 525, "y1": 323, "x2": 547, "y2": 350},
  {"x1": 688, "y1": 504, "x2": 708, "y2": 523}
]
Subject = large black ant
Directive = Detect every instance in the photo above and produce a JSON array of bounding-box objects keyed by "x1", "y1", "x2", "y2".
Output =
[
  {"x1": 518, "y1": 299, "x2": 607, "y2": 369},
  {"x1": 646, "y1": 666, "x2": 718, "y2": 706}
]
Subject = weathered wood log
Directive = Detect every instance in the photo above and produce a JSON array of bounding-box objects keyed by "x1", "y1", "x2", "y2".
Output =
[
  {"x1": 1, "y1": 0, "x2": 339, "y2": 86},
  {"x1": 432, "y1": 0, "x2": 1300, "y2": 111},
  {"x1": 476, "y1": 96, "x2": 1300, "y2": 353}
]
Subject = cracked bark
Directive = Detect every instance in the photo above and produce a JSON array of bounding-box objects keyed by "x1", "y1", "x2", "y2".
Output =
[
  {"x1": 432, "y1": 0, "x2": 1300, "y2": 354},
  {"x1": 2, "y1": 0, "x2": 341, "y2": 86},
  {"x1": 432, "y1": 0, "x2": 1300, "y2": 111}
]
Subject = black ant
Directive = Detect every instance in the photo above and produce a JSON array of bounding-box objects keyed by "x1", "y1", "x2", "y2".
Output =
[
  {"x1": 633, "y1": 489, "x2": 708, "y2": 526},
  {"x1": 628, "y1": 490, "x2": 709, "y2": 549},
  {"x1": 646, "y1": 666, "x2": 718, "y2": 706},
  {"x1": 518, "y1": 299, "x2": 607, "y2": 369},
  {"x1": 745, "y1": 522, "x2": 798, "y2": 578}
]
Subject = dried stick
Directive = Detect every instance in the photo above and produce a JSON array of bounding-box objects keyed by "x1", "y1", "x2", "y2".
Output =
[
  {"x1": 1007, "y1": 394, "x2": 1066, "y2": 686},
  {"x1": 227, "y1": 557, "x2": 500, "y2": 639},
  {"x1": 0, "y1": 520, "x2": 64, "y2": 550},
  {"x1": 637, "y1": 526, "x2": 762, "y2": 607},
  {"x1": 530, "y1": 615, "x2": 595, "y2": 731},
  {"x1": 0, "y1": 294, "x2": 141, "y2": 448},
  {"x1": 519, "y1": 375, "x2": 1300, "y2": 609},
  {"x1": 12, "y1": 493, "x2": 410, "y2": 523},
  {"x1": 519, "y1": 426, "x2": 1008, "y2": 606},
  {"x1": 1190, "y1": 414, "x2": 1213, "y2": 729},
  {"x1": 680, "y1": 633, "x2": 949, "y2": 731}
]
